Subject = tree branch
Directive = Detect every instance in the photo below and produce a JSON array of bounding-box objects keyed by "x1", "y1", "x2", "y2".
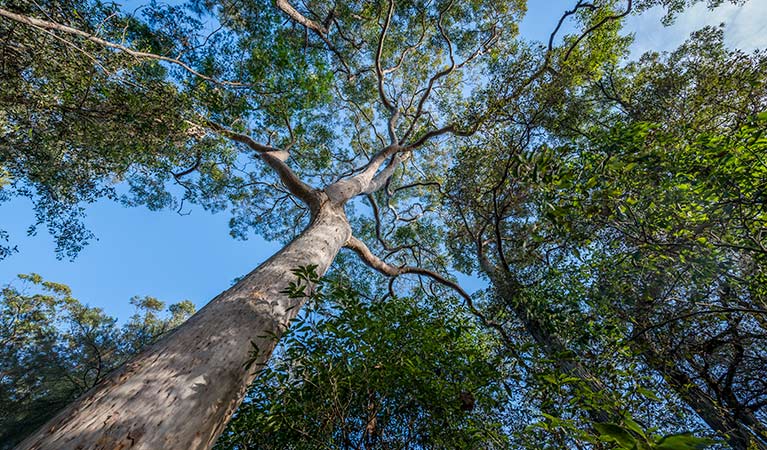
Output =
[
  {"x1": 273, "y1": 0, "x2": 356, "y2": 77},
  {"x1": 274, "y1": 0, "x2": 327, "y2": 34},
  {"x1": 401, "y1": 4, "x2": 455, "y2": 143},
  {"x1": 203, "y1": 120, "x2": 320, "y2": 211},
  {"x1": 325, "y1": 144, "x2": 401, "y2": 203},
  {"x1": 563, "y1": 0, "x2": 632, "y2": 62},
  {"x1": 344, "y1": 235, "x2": 519, "y2": 352},
  {"x1": 404, "y1": 123, "x2": 475, "y2": 150},
  {"x1": 363, "y1": 152, "x2": 408, "y2": 194},
  {"x1": 375, "y1": 0, "x2": 396, "y2": 112}
]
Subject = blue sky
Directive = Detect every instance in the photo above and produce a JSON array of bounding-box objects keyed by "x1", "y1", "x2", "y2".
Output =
[{"x1": 1, "y1": 0, "x2": 764, "y2": 321}]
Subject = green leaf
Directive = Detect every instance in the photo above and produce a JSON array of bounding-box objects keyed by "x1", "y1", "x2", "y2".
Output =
[
  {"x1": 654, "y1": 434, "x2": 716, "y2": 450},
  {"x1": 594, "y1": 423, "x2": 637, "y2": 449}
]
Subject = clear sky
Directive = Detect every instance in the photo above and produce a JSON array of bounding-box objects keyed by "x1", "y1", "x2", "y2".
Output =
[{"x1": 1, "y1": 0, "x2": 765, "y2": 321}]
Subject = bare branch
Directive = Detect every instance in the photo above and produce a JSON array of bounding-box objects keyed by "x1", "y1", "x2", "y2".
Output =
[
  {"x1": 401, "y1": 6, "x2": 456, "y2": 142},
  {"x1": 404, "y1": 123, "x2": 475, "y2": 150},
  {"x1": 548, "y1": 1, "x2": 595, "y2": 53},
  {"x1": 274, "y1": 0, "x2": 327, "y2": 34},
  {"x1": 382, "y1": 12, "x2": 427, "y2": 75},
  {"x1": 375, "y1": 0, "x2": 396, "y2": 112},
  {"x1": 366, "y1": 194, "x2": 413, "y2": 255},
  {"x1": 202, "y1": 120, "x2": 281, "y2": 153},
  {"x1": 363, "y1": 152, "x2": 408, "y2": 194},
  {"x1": 325, "y1": 144, "x2": 401, "y2": 202},
  {"x1": 387, "y1": 108, "x2": 400, "y2": 145},
  {"x1": 274, "y1": 0, "x2": 357, "y2": 77}
]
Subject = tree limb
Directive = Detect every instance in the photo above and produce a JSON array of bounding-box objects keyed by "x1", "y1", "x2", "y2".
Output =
[
  {"x1": 404, "y1": 123, "x2": 475, "y2": 150},
  {"x1": 375, "y1": 0, "x2": 397, "y2": 112},
  {"x1": 203, "y1": 120, "x2": 321, "y2": 211},
  {"x1": 344, "y1": 235, "x2": 519, "y2": 352},
  {"x1": 363, "y1": 152, "x2": 408, "y2": 194},
  {"x1": 274, "y1": 0, "x2": 328, "y2": 34},
  {"x1": 325, "y1": 144, "x2": 401, "y2": 202}
]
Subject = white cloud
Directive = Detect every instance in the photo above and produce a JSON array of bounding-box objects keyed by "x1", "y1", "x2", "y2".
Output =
[{"x1": 625, "y1": 0, "x2": 767, "y2": 56}]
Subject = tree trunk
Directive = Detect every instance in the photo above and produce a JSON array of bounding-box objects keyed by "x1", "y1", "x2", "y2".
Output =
[
  {"x1": 631, "y1": 284, "x2": 767, "y2": 450},
  {"x1": 16, "y1": 201, "x2": 351, "y2": 450},
  {"x1": 636, "y1": 339, "x2": 767, "y2": 450},
  {"x1": 492, "y1": 277, "x2": 614, "y2": 424}
]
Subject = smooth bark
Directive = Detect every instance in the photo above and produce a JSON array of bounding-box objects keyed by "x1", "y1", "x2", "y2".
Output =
[{"x1": 16, "y1": 201, "x2": 351, "y2": 450}]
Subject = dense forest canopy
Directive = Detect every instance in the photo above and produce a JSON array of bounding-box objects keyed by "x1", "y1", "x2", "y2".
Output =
[{"x1": 0, "y1": 0, "x2": 765, "y2": 448}]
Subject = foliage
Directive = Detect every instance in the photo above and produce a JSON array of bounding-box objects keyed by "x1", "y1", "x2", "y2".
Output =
[
  {"x1": 0, "y1": 274, "x2": 195, "y2": 448},
  {"x1": 594, "y1": 421, "x2": 716, "y2": 449},
  {"x1": 216, "y1": 271, "x2": 513, "y2": 449},
  {"x1": 443, "y1": 24, "x2": 766, "y2": 449},
  {"x1": 0, "y1": 0, "x2": 220, "y2": 258},
  {"x1": 2, "y1": 0, "x2": 764, "y2": 448}
]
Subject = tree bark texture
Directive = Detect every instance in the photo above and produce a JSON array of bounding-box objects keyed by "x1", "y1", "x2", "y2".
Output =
[{"x1": 16, "y1": 203, "x2": 351, "y2": 450}]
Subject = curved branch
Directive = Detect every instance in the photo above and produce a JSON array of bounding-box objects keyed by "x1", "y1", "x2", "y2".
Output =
[
  {"x1": 484, "y1": 0, "x2": 632, "y2": 121},
  {"x1": 375, "y1": 0, "x2": 396, "y2": 112},
  {"x1": 363, "y1": 152, "x2": 408, "y2": 194},
  {"x1": 273, "y1": 0, "x2": 355, "y2": 77},
  {"x1": 404, "y1": 123, "x2": 475, "y2": 150},
  {"x1": 401, "y1": 5, "x2": 456, "y2": 142},
  {"x1": 344, "y1": 235, "x2": 519, "y2": 353},
  {"x1": 563, "y1": 0, "x2": 632, "y2": 62},
  {"x1": 274, "y1": 0, "x2": 327, "y2": 34},
  {"x1": 203, "y1": 120, "x2": 320, "y2": 210},
  {"x1": 172, "y1": 152, "x2": 202, "y2": 180},
  {"x1": 548, "y1": 1, "x2": 595, "y2": 53}
]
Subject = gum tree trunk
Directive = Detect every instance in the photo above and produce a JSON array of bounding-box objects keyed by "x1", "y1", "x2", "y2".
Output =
[{"x1": 16, "y1": 202, "x2": 351, "y2": 450}]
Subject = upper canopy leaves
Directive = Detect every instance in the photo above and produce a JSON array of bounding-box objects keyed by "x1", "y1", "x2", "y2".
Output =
[{"x1": 0, "y1": 0, "x2": 638, "y2": 256}]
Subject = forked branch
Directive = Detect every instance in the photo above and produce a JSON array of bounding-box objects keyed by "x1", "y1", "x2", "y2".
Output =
[
  {"x1": 344, "y1": 235, "x2": 519, "y2": 350},
  {"x1": 203, "y1": 121, "x2": 320, "y2": 211}
]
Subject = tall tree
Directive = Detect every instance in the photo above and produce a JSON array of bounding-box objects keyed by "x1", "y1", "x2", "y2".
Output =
[
  {"x1": 445, "y1": 26, "x2": 766, "y2": 448},
  {"x1": 0, "y1": 0, "x2": 565, "y2": 447},
  {"x1": 0, "y1": 0, "x2": 750, "y2": 448}
]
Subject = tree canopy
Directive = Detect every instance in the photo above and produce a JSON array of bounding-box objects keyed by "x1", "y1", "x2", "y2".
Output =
[{"x1": 0, "y1": 0, "x2": 764, "y2": 448}]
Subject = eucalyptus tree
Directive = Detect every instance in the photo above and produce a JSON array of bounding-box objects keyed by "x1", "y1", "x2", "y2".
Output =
[
  {"x1": 3, "y1": 0, "x2": 753, "y2": 447},
  {"x1": 0, "y1": 0, "x2": 642, "y2": 447},
  {"x1": 446, "y1": 25, "x2": 767, "y2": 449}
]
